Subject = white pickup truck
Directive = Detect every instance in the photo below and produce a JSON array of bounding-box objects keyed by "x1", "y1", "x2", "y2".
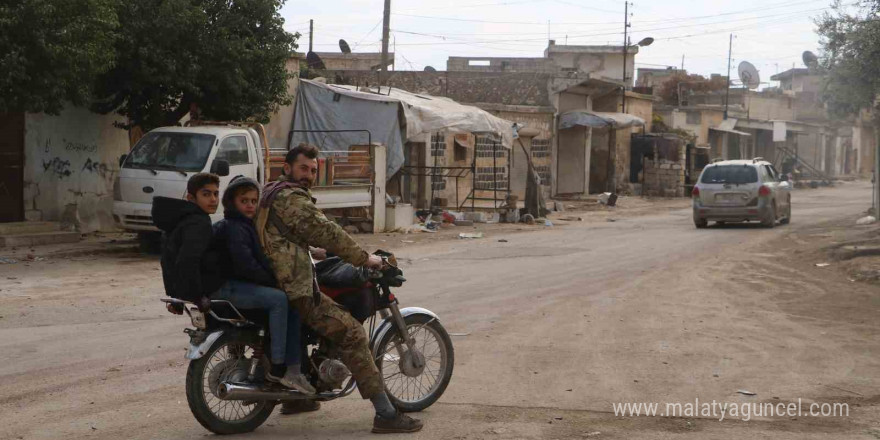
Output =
[{"x1": 112, "y1": 123, "x2": 385, "y2": 250}]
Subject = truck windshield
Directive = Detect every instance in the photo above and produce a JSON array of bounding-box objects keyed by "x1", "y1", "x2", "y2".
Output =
[
  {"x1": 701, "y1": 165, "x2": 758, "y2": 184},
  {"x1": 125, "y1": 132, "x2": 216, "y2": 172}
]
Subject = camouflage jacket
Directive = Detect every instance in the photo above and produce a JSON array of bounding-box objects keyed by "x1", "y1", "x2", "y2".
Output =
[{"x1": 259, "y1": 179, "x2": 369, "y2": 302}]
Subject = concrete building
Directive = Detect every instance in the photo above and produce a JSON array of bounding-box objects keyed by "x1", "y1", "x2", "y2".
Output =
[
  {"x1": 635, "y1": 67, "x2": 682, "y2": 89},
  {"x1": 0, "y1": 107, "x2": 130, "y2": 231}
]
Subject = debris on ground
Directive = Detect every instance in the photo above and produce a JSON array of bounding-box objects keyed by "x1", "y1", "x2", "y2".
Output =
[
  {"x1": 598, "y1": 192, "x2": 618, "y2": 207},
  {"x1": 856, "y1": 215, "x2": 876, "y2": 225},
  {"x1": 737, "y1": 389, "x2": 757, "y2": 396},
  {"x1": 454, "y1": 220, "x2": 474, "y2": 227},
  {"x1": 544, "y1": 220, "x2": 553, "y2": 227},
  {"x1": 522, "y1": 214, "x2": 536, "y2": 225},
  {"x1": 0, "y1": 257, "x2": 18, "y2": 264},
  {"x1": 459, "y1": 232, "x2": 484, "y2": 239},
  {"x1": 498, "y1": 239, "x2": 509, "y2": 243},
  {"x1": 815, "y1": 263, "x2": 831, "y2": 267}
]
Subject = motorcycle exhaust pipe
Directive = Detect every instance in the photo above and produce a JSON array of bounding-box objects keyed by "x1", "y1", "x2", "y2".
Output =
[{"x1": 218, "y1": 382, "x2": 309, "y2": 401}]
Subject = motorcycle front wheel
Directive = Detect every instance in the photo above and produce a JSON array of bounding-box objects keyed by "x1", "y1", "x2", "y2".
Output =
[
  {"x1": 185, "y1": 333, "x2": 275, "y2": 434},
  {"x1": 375, "y1": 314, "x2": 454, "y2": 412}
]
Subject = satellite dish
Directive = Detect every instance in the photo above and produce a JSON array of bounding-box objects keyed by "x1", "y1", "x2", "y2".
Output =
[
  {"x1": 339, "y1": 39, "x2": 351, "y2": 54},
  {"x1": 802, "y1": 50, "x2": 818, "y2": 68},
  {"x1": 424, "y1": 66, "x2": 437, "y2": 72},
  {"x1": 306, "y1": 51, "x2": 325, "y2": 70},
  {"x1": 738, "y1": 61, "x2": 760, "y2": 90}
]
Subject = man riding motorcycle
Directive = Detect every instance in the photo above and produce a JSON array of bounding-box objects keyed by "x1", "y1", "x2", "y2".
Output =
[{"x1": 256, "y1": 143, "x2": 423, "y2": 434}]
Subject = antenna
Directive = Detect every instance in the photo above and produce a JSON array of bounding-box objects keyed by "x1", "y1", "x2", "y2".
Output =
[
  {"x1": 737, "y1": 61, "x2": 760, "y2": 90},
  {"x1": 306, "y1": 51, "x2": 326, "y2": 70},
  {"x1": 802, "y1": 50, "x2": 818, "y2": 69},
  {"x1": 339, "y1": 39, "x2": 351, "y2": 54}
]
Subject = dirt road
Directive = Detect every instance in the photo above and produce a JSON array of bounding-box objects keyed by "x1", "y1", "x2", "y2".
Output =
[{"x1": 2, "y1": 182, "x2": 879, "y2": 439}]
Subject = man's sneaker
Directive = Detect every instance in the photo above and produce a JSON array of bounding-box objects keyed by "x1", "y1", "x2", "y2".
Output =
[
  {"x1": 279, "y1": 370, "x2": 316, "y2": 395},
  {"x1": 372, "y1": 413, "x2": 423, "y2": 434},
  {"x1": 279, "y1": 400, "x2": 321, "y2": 415}
]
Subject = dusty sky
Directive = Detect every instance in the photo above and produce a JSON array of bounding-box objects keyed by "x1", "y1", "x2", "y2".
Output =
[{"x1": 280, "y1": 0, "x2": 833, "y2": 87}]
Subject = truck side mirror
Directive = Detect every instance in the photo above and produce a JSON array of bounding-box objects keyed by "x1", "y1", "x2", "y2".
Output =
[
  {"x1": 210, "y1": 159, "x2": 230, "y2": 176},
  {"x1": 118, "y1": 154, "x2": 128, "y2": 167}
]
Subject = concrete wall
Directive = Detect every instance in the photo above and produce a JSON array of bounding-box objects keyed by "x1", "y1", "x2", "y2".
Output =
[
  {"x1": 23, "y1": 106, "x2": 130, "y2": 232},
  {"x1": 642, "y1": 157, "x2": 685, "y2": 197},
  {"x1": 299, "y1": 52, "x2": 392, "y2": 71},
  {"x1": 447, "y1": 57, "x2": 553, "y2": 73},
  {"x1": 326, "y1": 70, "x2": 553, "y2": 107},
  {"x1": 655, "y1": 108, "x2": 724, "y2": 148}
]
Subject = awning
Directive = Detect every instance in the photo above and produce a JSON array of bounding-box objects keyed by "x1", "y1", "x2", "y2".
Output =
[
  {"x1": 292, "y1": 79, "x2": 515, "y2": 177},
  {"x1": 454, "y1": 134, "x2": 473, "y2": 149},
  {"x1": 558, "y1": 110, "x2": 645, "y2": 130},
  {"x1": 710, "y1": 118, "x2": 751, "y2": 136}
]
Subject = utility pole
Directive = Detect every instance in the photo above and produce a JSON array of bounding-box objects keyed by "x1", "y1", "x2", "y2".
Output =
[
  {"x1": 621, "y1": 1, "x2": 630, "y2": 113},
  {"x1": 724, "y1": 33, "x2": 733, "y2": 120},
  {"x1": 380, "y1": 0, "x2": 391, "y2": 87},
  {"x1": 309, "y1": 19, "x2": 314, "y2": 52},
  {"x1": 681, "y1": 54, "x2": 684, "y2": 71}
]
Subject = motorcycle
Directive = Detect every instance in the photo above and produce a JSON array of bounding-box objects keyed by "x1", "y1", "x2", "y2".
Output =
[{"x1": 161, "y1": 251, "x2": 454, "y2": 434}]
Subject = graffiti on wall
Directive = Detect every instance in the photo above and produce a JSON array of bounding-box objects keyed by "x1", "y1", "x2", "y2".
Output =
[
  {"x1": 65, "y1": 140, "x2": 98, "y2": 153},
  {"x1": 42, "y1": 157, "x2": 73, "y2": 179},
  {"x1": 82, "y1": 158, "x2": 113, "y2": 181}
]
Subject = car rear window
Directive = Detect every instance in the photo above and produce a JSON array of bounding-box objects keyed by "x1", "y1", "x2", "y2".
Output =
[{"x1": 700, "y1": 165, "x2": 758, "y2": 184}]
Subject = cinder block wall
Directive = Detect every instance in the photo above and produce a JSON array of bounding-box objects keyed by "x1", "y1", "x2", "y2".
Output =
[{"x1": 642, "y1": 143, "x2": 686, "y2": 198}]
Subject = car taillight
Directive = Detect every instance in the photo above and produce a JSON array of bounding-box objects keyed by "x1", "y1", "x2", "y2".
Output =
[
  {"x1": 758, "y1": 185, "x2": 771, "y2": 197},
  {"x1": 692, "y1": 186, "x2": 700, "y2": 197}
]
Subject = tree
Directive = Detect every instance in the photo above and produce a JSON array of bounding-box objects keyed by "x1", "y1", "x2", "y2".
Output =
[
  {"x1": 815, "y1": 0, "x2": 880, "y2": 119},
  {"x1": 0, "y1": 0, "x2": 118, "y2": 114},
  {"x1": 656, "y1": 72, "x2": 728, "y2": 106},
  {"x1": 92, "y1": 0, "x2": 297, "y2": 130}
]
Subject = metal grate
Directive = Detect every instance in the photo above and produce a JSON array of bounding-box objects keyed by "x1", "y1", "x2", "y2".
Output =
[
  {"x1": 431, "y1": 133, "x2": 446, "y2": 157},
  {"x1": 531, "y1": 138, "x2": 550, "y2": 158}
]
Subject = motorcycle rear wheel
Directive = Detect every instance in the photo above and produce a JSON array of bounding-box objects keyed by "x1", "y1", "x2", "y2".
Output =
[
  {"x1": 185, "y1": 333, "x2": 275, "y2": 434},
  {"x1": 375, "y1": 314, "x2": 454, "y2": 412}
]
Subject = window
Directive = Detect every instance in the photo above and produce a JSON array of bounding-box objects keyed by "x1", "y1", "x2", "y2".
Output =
[
  {"x1": 454, "y1": 141, "x2": 468, "y2": 161},
  {"x1": 430, "y1": 133, "x2": 446, "y2": 157},
  {"x1": 686, "y1": 111, "x2": 702, "y2": 125},
  {"x1": 216, "y1": 136, "x2": 250, "y2": 165},
  {"x1": 700, "y1": 165, "x2": 758, "y2": 184},
  {"x1": 126, "y1": 132, "x2": 216, "y2": 172},
  {"x1": 531, "y1": 138, "x2": 550, "y2": 158}
]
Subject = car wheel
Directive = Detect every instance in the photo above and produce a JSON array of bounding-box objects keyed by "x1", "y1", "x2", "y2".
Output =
[
  {"x1": 694, "y1": 218, "x2": 708, "y2": 229},
  {"x1": 780, "y1": 204, "x2": 791, "y2": 225},
  {"x1": 761, "y1": 205, "x2": 777, "y2": 228}
]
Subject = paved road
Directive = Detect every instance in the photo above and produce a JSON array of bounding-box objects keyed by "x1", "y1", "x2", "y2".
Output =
[{"x1": 2, "y1": 182, "x2": 878, "y2": 439}]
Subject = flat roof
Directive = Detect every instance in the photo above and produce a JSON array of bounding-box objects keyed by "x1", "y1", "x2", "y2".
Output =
[{"x1": 770, "y1": 68, "x2": 810, "y2": 81}]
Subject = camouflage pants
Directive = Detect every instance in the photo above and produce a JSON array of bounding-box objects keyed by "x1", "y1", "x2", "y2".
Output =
[{"x1": 291, "y1": 294, "x2": 383, "y2": 399}]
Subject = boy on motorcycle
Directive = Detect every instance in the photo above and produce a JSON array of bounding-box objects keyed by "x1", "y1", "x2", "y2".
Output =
[
  {"x1": 211, "y1": 176, "x2": 315, "y2": 395},
  {"x1": 153, "y1": 173, "x2": 223, "y2": 313}
]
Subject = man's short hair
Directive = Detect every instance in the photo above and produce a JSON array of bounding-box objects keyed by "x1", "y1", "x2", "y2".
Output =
[
  {"x1": 187, "y1": 173, "x2": 220, "y2": 196},
  {"x1": 285, "y1": 143, "x2": 319, "y2": 164}
]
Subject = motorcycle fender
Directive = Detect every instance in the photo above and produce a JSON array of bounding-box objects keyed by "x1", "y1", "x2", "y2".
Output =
[
  {"x1": 186, "y1": 330, "x2": 224, "y2": 360},
  {"x1": 370, "y1": 307, "x2": 438, "y2": 354}
]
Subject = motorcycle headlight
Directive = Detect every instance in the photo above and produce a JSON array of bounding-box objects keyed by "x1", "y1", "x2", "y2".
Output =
[{"x1": 113, "y1": 176, "x2": 123, "y2": 201}]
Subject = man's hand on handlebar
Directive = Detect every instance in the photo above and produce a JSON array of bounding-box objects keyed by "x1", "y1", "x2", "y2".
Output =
[{"x1": 365, "y1": 254, "x2": 384, "y2": 269}]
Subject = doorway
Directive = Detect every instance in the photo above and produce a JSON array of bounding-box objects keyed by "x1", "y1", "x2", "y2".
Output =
[{"x1": 0, "y1": 113, "x2": 25, "y2": 222}]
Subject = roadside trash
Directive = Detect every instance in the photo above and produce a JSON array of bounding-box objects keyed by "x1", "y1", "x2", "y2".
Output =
[
  {"x1": 0, "y1": 258, "x2": 18, "y2": 264},
  {"x1": 559, "y1": 216, "x2": 583, "y2": 222},
  {"x1": 454, "y1": 219, "x2": 474, "y2": 227},
  {"x1": 459, "y1": 232, "x2": 484, "y2": 239},
  {"x1": 607, "y1": 218, "x2": 617, "y2": 222},
  {"x1": 498, "y1": 239, "x2": 509, "y2": 243},
  {"x1": 401, "y1": 240, "x2": 415, "y2": 243},
  {"x1": 598, "y1": 192, "x2": 618, "y2": 207},
  {"x1": 544, "y1": 220, "x2": 553, "y2": 227},
  {"x1": 448, "y1": 332, "x2": 471, "y2": 336},
  {"x1": 584, "y1": 432, "x2": 601, "y2": 437},
  {"x1": 419, "y1": 226, "x2": 437, "y2": 233},
  {"x1": 737, "y1": 389, "x2": 757, "y2": 396},
  {"x1": 522, "y1": 214, "x2": 536, "y2": 225},
  {"x1": 856, "y1": 215, "x2": 876, "y2": 225},
  {"x1": 815, "y1": 263, "x2": 831, "y2": 267}
]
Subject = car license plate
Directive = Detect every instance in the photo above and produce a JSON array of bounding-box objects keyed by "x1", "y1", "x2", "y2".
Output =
[{"x1": 716, "y1": 194, "x2": 738, "y2": 203}]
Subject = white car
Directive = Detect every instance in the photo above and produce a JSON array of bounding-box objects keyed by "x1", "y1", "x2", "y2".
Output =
[{"x1": 692, "y1": 159, "x2": 792, "y2": 228}]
